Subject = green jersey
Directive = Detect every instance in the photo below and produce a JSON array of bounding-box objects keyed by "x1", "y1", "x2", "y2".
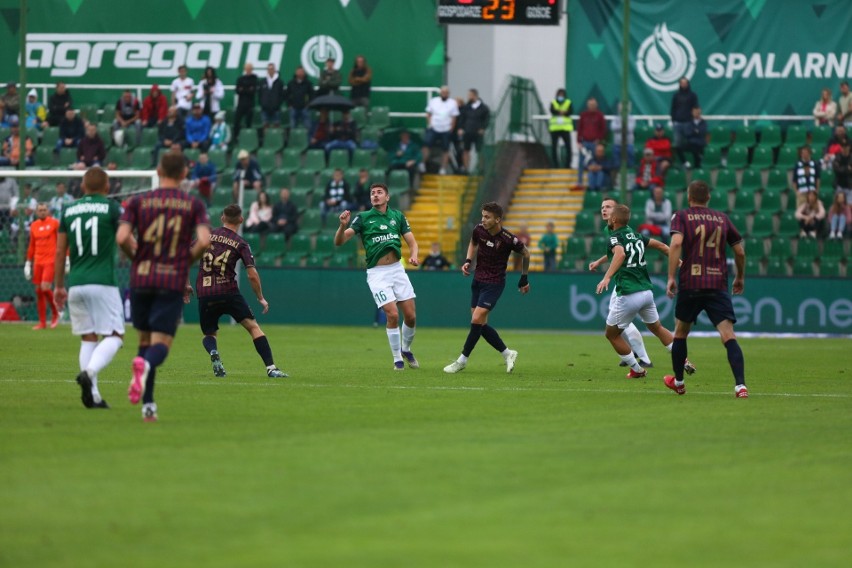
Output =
[
  {"x1": 608, "y1": 225, "x2": 652, "y2": 296},
  {"x1": 350, "y1": 207, "x2": 412, "y2": 269},
  {"x1": 59, "y1": 195, "x2": 121, "y2": 287},
  {"x1": 604, "y1": 225, "x2": 613, "y2": 261}
]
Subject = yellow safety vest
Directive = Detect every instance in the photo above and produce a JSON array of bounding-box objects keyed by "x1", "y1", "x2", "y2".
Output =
[{"x1": 549, "y1": 99, "x2": 573, "y2": 132}]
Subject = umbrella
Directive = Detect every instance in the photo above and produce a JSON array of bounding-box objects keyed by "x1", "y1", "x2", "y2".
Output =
[{"x1": 308, "y1": 94, "x2": 354, "y2": 112}]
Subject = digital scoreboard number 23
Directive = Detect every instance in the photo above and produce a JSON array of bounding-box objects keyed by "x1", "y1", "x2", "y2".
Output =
[{"x1": 437, "y1": 0, "x2": 561, "y2": 26}]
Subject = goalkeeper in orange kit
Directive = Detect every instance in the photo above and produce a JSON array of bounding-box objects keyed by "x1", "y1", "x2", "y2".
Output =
[{"x1": 26, "y1": 203, "x2": 63, "y2": 329}]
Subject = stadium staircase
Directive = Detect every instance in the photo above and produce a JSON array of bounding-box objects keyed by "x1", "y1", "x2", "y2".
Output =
[
  {"x1": 404, "y1": 174, "x2": 476, "y2": 265},
  {"x1": 503, "y1": 168, "x2": 583, "y2": 271}
]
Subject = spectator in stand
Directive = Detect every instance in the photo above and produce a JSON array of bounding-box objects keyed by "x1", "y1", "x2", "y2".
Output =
[
  {"x1": 548, "y1": 88, "x2": 573, "y2": 169},
  {"x1": 232, "y1": 149, "x2": 263, "y2": 202},
  {"x1": 639, "y1": 185, "x2": 672, "y2": 241},
  {"x1": 189, "y1": 152, "x2": 217, "y2": 206},
  {"x1": 822, "y1": 125, "x2": 849, "y2": 169},
  {"x1": 1, "y1": 83, "x2": 19, "y2": 116},
  {"x1": 319, "y1": 168, "x2": 354, "y2": 225},
  {"x1": 838, "y1": 81, "x2": 852, "y2": 127},
  {"x1": 209, "y1": 111, "x2": 231, "y2": 152},
  {"x1": 317, "y1": 57, "x2": 342, "y2": 97},
  {"x1": 196, "y1": 66, "x2": 225, "y2": 117},
  {"x1": 610, "y1": 101, "x2": 635, "y2": 168},
  {"x1": 106, "y1": 161, "x2": 123, "y2": 195},
  {"x1": 813, "y1": 87, "x2": 838, "y2": 127},
  {"x1": 9, "y1": 182, "x2": 37, "y2": 239},
  {"x1": 112, "y1": 89, "x2": 142, "y2": 147},
  {"x1": 645, "y1": 123, "x2": 673, "y2": 176},
  {"x1": 635, "y1": 148, "x2": 664, "y2": 191},
  {"x1": 233, "y1": 63, "x2": 257, "y2": 144},
  {"x1": 539, "y1": 222, "x2": 559, "y2": 272},
  {"x1": 287, "y1": 66, "x2": 314, "y2": 130},
  {"x1": 325, "y1": 109, "x2": 358, "y2": 160},
  {"x1": 185, "y1": 103, "x2": 211, "y2": 152},
  {"x1": 47, "y1": 82, "x2": 72, "y2": 127},
  {"x1": 0, "y1": 115, "x2": 34, "y2": 167},
  {"x1": 0, "y1": 102, "x2": 9, "y2": 127},
  {"x1": 387, "y1": 130, "x2": 421, "y2": 188},
  {"x1": 24, "y1": 89, "x2": 47, "y2": 131},
  {"x1": 585, "y1": 143, "x2": 612, "y2": 192},
  {"x1": 307, "y1": 108, "x2": 331, "y2": 151},
  {"x1": 793, "y1": 146, "x2": 820, "y2": 206},
  {"x1": 833, "y1": 143, "x2": 852, "y2": 201},
  {"x1": 0, "y1": 176, "x2": 18, "y2": 232},
  {"x1": 56, "y1": 107, "x2": 85, "y2": 153},
  {"x1": 828, "y1": 191, "x2": 851, "y2": 239},
  {"x1": 678, "y1": 106, "x2": 707, "y2": 168},
  {"x1": 670, "y1": 77, "x2": 699, "y2": 149},
  {"x1": 421, "y1": 242, "x2": 451, "y2": 271},
  {"x1": 795, "y1": 190, "x2": 826, "y2": 238},
  {"x1": 170, "y1": 65, "x2": 195, "y2": 119},
  {"x1": 272, "y1": 188, "x2": 299, "y2": 241},
  {"x1": 74, "y1": 123, "x2": 106, "y2": 168},
  {"x1": 152, "y1": 106, "x2": 184, "y2": 165},
  {"x1": 48, "y1": 182, "x2": 73, "y2": 219},
  {"x1": 348, "y1": 55, "x2": 372, "y2": 109},
  {"x1": 140, "y1": 85, "x2": 168, "y2": 128},
  {"x1": 259, "y1": 63, "x2": 285, "y2": 129},
  {"x1": 452, "y1": 96, "x2": 466, "y2": 167},
  {"x1": 457, "y1": 89, "x2": 490, "y2": 173},
  {"x1": 245, "y1": 190, "x2": 273, "y2": 236},
  {"x1": 422, "y1": 85, "x2": 459, "y2": 175},
  {"x1": 576, "y1": 97, "x2": 607, "y2": 187},
  {"x1": 352, "y1": 168, "x2": 372, "y2": 211}
]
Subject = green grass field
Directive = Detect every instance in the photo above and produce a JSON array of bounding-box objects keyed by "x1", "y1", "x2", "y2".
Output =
[{"x1": 1, "y1": 323, "x2": 850, "y2": 567}]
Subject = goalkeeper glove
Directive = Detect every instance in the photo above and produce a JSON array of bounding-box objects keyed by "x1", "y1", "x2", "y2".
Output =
[
  {"x1": 24, "y1": 261, "x2": 32, "y2": 281},
  {"x1": 518, "y1": 274, "x2": 528, "y2": 288},
  {"x1": 65, "y1": 257, "x2": 71, "y2": 274}
]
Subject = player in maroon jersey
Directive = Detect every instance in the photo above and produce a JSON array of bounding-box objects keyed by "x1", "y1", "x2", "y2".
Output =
[
  {"x1": 443, "y1": 202, "x2": 530, "y2": 374},
  {"x1": 185, "y1": 204, "x2": 287, "y2": 379},
  {"x1": 665, "y1": 180, "x2": 748, "y2": 398},
  {"x1": 116, "y1": 153, "x2": 211, "y2": 421}
]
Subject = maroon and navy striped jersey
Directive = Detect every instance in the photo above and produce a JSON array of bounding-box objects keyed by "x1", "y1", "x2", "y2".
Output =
[
  {"x1": 120, "y1": 188, "x2": 209, "y2": 291},
  {"x1": 471, "y1": 224, "x2": 526, "y2": 284},
  {"x1": 196, "y1": 227, "x2": 255, "y2": 298},
  {"x1": 670, "y1": 206, "x2": 743, "y2": 291}
]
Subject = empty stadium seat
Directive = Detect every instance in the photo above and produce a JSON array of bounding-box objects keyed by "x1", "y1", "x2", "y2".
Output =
[
  {"x1": 280, "y1": 148, "x2": 302, "y2": 174},
  {"x1": 715, "y1": 168, "x2": 737, "y2": 192},
  {"x1": 665, "y1": 168, "x2": 687, "y2": 191},
  {"x1": 303, "y1": 149, "x2": 326, "y2": 172},
  {"x1": 368, "y1": 106, "x2": 390, "y2": 129},
  {"x1": 707, "y1": 124, "x2": 732, "y2": 151},
  {"x1": 731, "y1": 186, "x2": 756, "y2": 213},
  {"x1": 759, "y1": 124, "x2": 782, "y2": 148},
  {"x1": 287, "y1": 128, "x2": 308, "y2": 149},
  {"x1": 257, "y1": 148, "x2": 277, "y2": 172},
  {"x1": 573, "y1": 211, "x2": 595, "y2": 235},
  {"x1": 759, "y1": 189, "x2": 784, "y2": 213},
  {"x1": 327, "y1": 149, "x2": 350, "y2": 170},
  {"x1": 784, "y1": 124, "x2": 807, "y2": 147},
  {"x1": 237, "y1": 129, "x2": 259, "y2": 153},
  {"x1": 792, "y1": 257, "x2": 814, "y2": 276},
  {"x1": 739, "y1": 168, "x2": 763, "y2": 192},
  {"x1": 734, "y1": 124, "x2": 757, "y2": 148},
  {"x1": 262, "y1": 128, "x2": 285, "y2": 150},
  {"x1": 750, "y1": 213, "x2": 774, "y2": 237},
  {"x1": 750, "y1": 146, "x2": 774, "y2": 170},
  {"x1": 725, "y1": 145, "x2": 749, "y2": 169},
  {"x1": 768, "y1": 237, "x2": 791, "y2": 259},
  {"x1": 701, "y1": 145, "x2": 722, "y2": 169}
]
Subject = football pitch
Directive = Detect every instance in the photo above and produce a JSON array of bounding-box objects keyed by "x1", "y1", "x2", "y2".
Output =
[{"x1": 1, "y1": 323, "x2": 850, "y2": 567}]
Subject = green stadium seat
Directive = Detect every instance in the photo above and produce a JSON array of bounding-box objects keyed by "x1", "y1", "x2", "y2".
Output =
[
  {"x1": 280, "y1": 253, "x2": 303, "y2": 267},
  {"x1": 701, "y1": 145, "x2": 722, "y2": 169},
  {"x1": 715, "y1": 168, "x2": 737, "y2": 192},
  {"x1": 368, "y1": 106, "x2": 390, "y2": 129},
  {"x1": 582, "y1": 190, "x2": 600, "y2": 211},
  {"x1": 759, "y1": 189, "x2": 784, "y2": 213},
  {"x1": 349, "y1": 106, "x2": 367, "y2": 126},
  {"x1": 289, "y1": 188, "x2": 312, "y2": 210},
  {"x1": 243, "y1": 232, "x2": 261, "y2": 252},
  {"x1": 766, "y1": 167, "x2": 790, "y2": 192},
  {"x1": 212, "y1": 189, "x2": 233, "y2": 207},
  {"x1": 184, "y1": 148, "x2": 200, "y2": 165},
  {"x1": 288, "y1": 233, "x2": 312, "y2": 256},
  {"x1": 765, "y1": 257, "x2": 788, "y2": 276},
  {"x1": 257, "y1": 148, "x2": 277, "y2": 172},
  {"x1": 105, "y1": 146, "x2": 126, "y2": 168},
  {"x1": 750, "y1": 212, "x2": 774, "y2": 237},
  {"x1": 129, "y1": 146, "x2": 154, "y2": 169},
  {"x1": 79, "y1": 103, "x2": 100, "y2": 123},
  {"x1": 573, "y1": 211, "x2": 595, "y2": 235},
  {"x1": 360, "y1": 125, "x2": 381, "y2": 148},
  {"x1": 707, "y1": 124, "x2": 732, "y2": 150},
  {"x1": 759, "y1": 124, "x2": 782, "y2": 148},
  {"x1": 207, "y1": 148, "x2": 228, "y2": 171},
  {"x1": 141, "y1": 128, "x2": 159, "y2": 147},
  {"x1": 287, "y1": 128, "x2": 308, "y2": 149},
  {"x1": 725, "y1": 145, "x2": 749, "y2": 169},
  {"x1": 352, "y1": 148, "x2": 373, "y2": 169},
  {"x1": 299, "y1": 209, "x2": 322, "y2": 233},
  {"x1": 796, "y1": 237, "x2": 818, "y2": 258},
  {"x1": 268, "y1": 169, "x2": 291, "y2": 189},
  {"x1": 745, "y1": 256, "x2": 762, "y2": 276},
  {"x1": 689, "y1": 167, "x2": 709, "y2": 186},
  {"x1": 768, "y1": 237, "x2": 791, "y2": 259},
  {"x1": 40, "y1": 127, "x2": 59, "y2": 148},
  {"x1": 820, "y1": 169, "x2": 835, "y2": 189},
  {"x1": 750, "y1": 146, "x2": 774, "y2": 170},
  {"x1": 280, "y1": 148, "x2": 302, "y2": 174},
  {"x1": 810, "y1": 125, "x2": 832, "y2": 148},
  {"x1": 562, "y1": 237, "x2": 586, "y2": 264},
  {"x1": 388, "y1": 170, "x2": 410, "y2": 191},
  {"x1": 303, "y1": 149, "x2": 326, "y2": 173},
  {"x1": 734, "y1": 124, "x2": 757, "y2": 148},
  {"x1": 739, "y1": 168, "x2": 763, "y2": 192},
  {"x1": 774, "y1": 145, "x2": 797, "y2": 169},
  {"x1": 731, "y1": 186, "x2": 756, "y2": 213},
  {"x1": 785, "y1": 124, "x2": 807, "y2": 147},
  {"x1": 665, "y1": 168, "x2": 687, "y2": 191},
  {"x1": 254, "y1": 252, "x2": 280, "y2": 267},
  {"x1": 589, "y1": 235, "x2": 609, "y2": 257},
  {"x1": 821, "y1": 238, "x2": 845, "y2": 259},
  {"x1": 96, "y1": 123, "x2": 112, "y2": 146},
  {"x1": 819, "y1": 257, "x2": 842, "y2": 277},
  {"x1": 262, "y1": 128, "x2": 285, "y2": 150},
  {"x1": 295, "y1": 169, "x2": 316, "y2": 188},
  {"x1": 327, "y1": 149, "x2": 350, "y2": 170},
  {"x1": 778, "y1": 211, "x2": 798, "y2": 234},
  {"x1": 743, "y1": 236, "x2": 764, "y2": 258},
  {"x1": 35, "y1": 146, "x2": 54, "y2": 168},
  {"x1": 329, "y1": 252, "x2": 354, "y2": 268},
  {"x1": 264, "y1": 232, "x2": 287, "y2": 251},
  {"x1": 792, "y1": 257, "x2": 814, "y2": 276},
  {"x1": 305, "y1": 254, "x2": 326, "y2": 268},
  {"x1": 237, "y1": 129, "x2": 259, "y2": 153},
  {"x1": 313, "y1": 233, "x2": 336, "y2": 257},
  {"x1": 58, "y1": 147, "x2": 77, "y2": 168},
  {"x1": 368, "y1": 168, "x2": 387, "y2": 184},
  {"x1": 634, "y1": 123, "x2": 654, "y2": 147}
]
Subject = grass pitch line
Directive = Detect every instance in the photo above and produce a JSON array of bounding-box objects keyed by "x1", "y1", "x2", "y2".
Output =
[{"x1": 3, "y1": 378, "x2": 851, "y2": 399}]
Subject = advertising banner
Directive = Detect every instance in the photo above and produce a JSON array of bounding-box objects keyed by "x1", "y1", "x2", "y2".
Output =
[{"x1": 566, "y1": 0, "x2": 852, "y2": 115}]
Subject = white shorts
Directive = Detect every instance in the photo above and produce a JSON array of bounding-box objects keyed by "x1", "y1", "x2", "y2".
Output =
[
  {"x1": 606, "y1": 289, "x2": 659, "y2": 329},
  {"x1": 69, "y1": 284, "x2": 126, "y2": 336},
  {"x1": 366, "y1": 262, "x2": 416, "y2": 308}
]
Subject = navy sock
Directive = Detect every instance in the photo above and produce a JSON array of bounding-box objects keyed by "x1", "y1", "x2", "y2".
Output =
[
  {"x1": 724, "y1": 339, "x2": 746, "y2": 386},
  {"x1": 253, "y1": 335, "x2": 275, "y2": 367},
  {"x1": 137, "y1": 345, "x2": 148, "y2": 358},
  {"x1": 481, "y1": 325, "x2": 507, "y2": 353},
  {"x1": 142, "y1": 367, "x2": 156, "y2": 405},
  {"x1": 144, "y1": 343, "x2": 169, "y2": 368},
  {"x1": 202, "y1": 335, "x2": 218, "y2": 354},
  {"x1": 671, "y1": 338, "x2": 687, "y2": 381},
  {"x1": 462, "y1": 324, "x2": 483, "y2": 357}
]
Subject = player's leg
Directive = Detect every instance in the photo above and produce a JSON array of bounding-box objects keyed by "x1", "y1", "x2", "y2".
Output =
[
  {"x1": 610, "y1": 289, "x2": 649, "y2": 366},
  {"x1": 444, "y1": 281, "x2": 486, "y2": 373},
  {"x1": 393, "y1": 268, "x2": 418, "y2": 368},
  {"x1": 474, "y1": 283, "x2": 516, "y2": 372},
  {"x1": 663, "y1": 316, "x2": 693, "y2": 395},
  {"x1": 77, "y1": 286, "x2": 125, "y2": 406},
  {"x1": 707, "y1": 291, "x2": 747, "y2": 397},
  {"x1": 239, "y1": 315, "x2": 288, "y2": 378},
  {"x1": 32, "y1": 264, "x2": 47, "y2": 328},
  {"x1": 367, "y1": 267, "x2": 404, "y2": 370},
  {"x1": 604, "y1": 293, "x2": 646, "y2": 377},
  {"x1": 199, "y1": 297, "x2": 226, "y2": 377}
]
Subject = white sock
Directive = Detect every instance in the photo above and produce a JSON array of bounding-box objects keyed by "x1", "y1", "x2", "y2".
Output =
[
  {"x1": 386, "y1": 327, "x2": 402, "y2": 361},
  {"x1": 665, "y1": 342, "x2": 673, "y2": 352},
  {"x1": 79, "y1": 341, "x2": 97, "y2": 372},
  {"x1": 500, "y1": 348, "x2": 511, "y2": 359},
  {"x1": 675, "y1": 378, "x2": 685, "y2": 387},
  {"x1": 619, "y1": 352, "x2": 642, "y2": 372},
  {"x1": 625, "y1": 323, "x2": 649, "y2": 362},
  {"x1": 86, "y1": 336, "x2": 123, "y2": 377},
  {"x1": 458, "y1": 354, "x2": 469, "y2": 364},
  {"x1": 401, "y1": 323, "x2": 415, "y2": 352}
]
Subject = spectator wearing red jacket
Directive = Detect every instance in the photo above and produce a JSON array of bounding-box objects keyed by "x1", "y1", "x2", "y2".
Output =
[
  {"x1": 634, "y1": 148, "x2": 664, "y2": 191},
  {"x1": 141, "y1": 85, "x2": 168, "y2": 128},
  {"x1": 576, "y1": 98, "x2": 607, "y2": 187},
  {"x1": 644, "y1": 123, "x2": 673, "y2": 176}
]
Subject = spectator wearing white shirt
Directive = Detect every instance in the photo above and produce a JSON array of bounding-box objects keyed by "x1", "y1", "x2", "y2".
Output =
[
  {"x1": 197, "y1": 66, "x2": 225, "y2": 117},
  {"x1": 639, "y1": 185, "x2": 672, "y2": 241},
  {"x1": 422, "y1": 85, "x2": 459, "y2": 175},
  {"x1": 170, "y1": 65, "x2": 195, "y2": 119}
]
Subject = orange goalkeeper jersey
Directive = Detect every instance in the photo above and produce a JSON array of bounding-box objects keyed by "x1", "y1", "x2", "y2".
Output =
[{"x1": 27, "y1": 217, "x2": 60, "y2": 265}]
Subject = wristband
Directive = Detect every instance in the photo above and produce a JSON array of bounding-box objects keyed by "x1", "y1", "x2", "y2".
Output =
[
  {"x1": 464, "y1": 258, "x2": 472, "y2": 265},
  {"x1": 518, "y1": 274, "x2": 528, "y2": 288}
]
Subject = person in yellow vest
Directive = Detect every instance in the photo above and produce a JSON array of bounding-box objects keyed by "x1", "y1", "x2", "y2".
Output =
[{"x1": 549, "y1": 88, "x2": 573, "y2": 168}]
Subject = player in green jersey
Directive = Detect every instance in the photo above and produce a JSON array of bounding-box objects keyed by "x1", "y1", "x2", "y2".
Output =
[
  {"x1": 54, "y1": 168, "x2": 125, "y2": 409},
  {"x1": 334, "y1": 182, "x2": 420, "y2": 371},
  {"x1": 595, "y1": 204, "x2": 694, "y2": 379}
]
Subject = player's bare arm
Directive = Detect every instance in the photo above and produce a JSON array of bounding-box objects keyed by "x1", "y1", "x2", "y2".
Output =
[
  {"x1": 596, "y1": 245, "x2": 625, "y2": 294},
  {"x1": 667, "y1": 233, "x2": 684, "y2": 298},
  {"x1": 246, "y1": 266, "x2": 270, "y2": 314},
  {"x1": 116, "y1": 222, "x2": 137, "y2": 259},
  {"x1": 732, "y1": 242, "x2": 745, "y2": 295},
  {"x1": 403, "y1": 231, "x2": 419, "y2": 267},
  {"x1": 183, "y1": 276, "x2": 193, "y2": 304},
  {"x1": 589, "y1": 254, "x2": 607, "y2": 271},
  {"x1": 53, "y1": 232, "x2": 69, "y2": 310},
  {"x1": 461, "y1": 240, "x2": 478, "y2": 276},
  {"x1": 190, "y1": 225, "x2": 212, "y2": 262},
  {"x1": 334, "y1": 210, "x2": 355, "y2": 245}
]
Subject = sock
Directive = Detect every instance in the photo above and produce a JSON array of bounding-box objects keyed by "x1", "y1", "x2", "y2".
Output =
[
  {"x1": 481, "y1": 325, "x2": 507, "y2": 353},
  {"x1": 401, "y1": 323, "x2": 415, "y2": 352},
  {"x1": 624, "y1": 323, "x2": 649, "y2": 362},
  {"x1": 672, "y1": 338, "x2": 688, "y2": 382},
  {"x1": 36, "y1": 289, "x2": 46, "y2": 324},
  {"x1": 665, "y1": 342, "x2": 673, "y2": 352},
  {"x1": 253, "y1": 335, "x2": 275, "y2": 367},
  {"x1": 86, "y1": 336, "x2": 123, "y2": 377},
  {"x1": 137, "y1": 346, "x2": 149, "y2": 358},
  {"x1": 142, "y1": 367, "x2": 156, "y2": 405},
  {"x1": 79, "y1": 340, "x2": 97, "y2": 372},
  {"x1": 202, "y1": 335, "x2": 218, "y2": 354},
  {"x1": 462, "y1": 323, "x2": 484, "y2": 357},
  {"x1": 457, "y1": 354, "x2": 469, "y2": 364},
  {"x1": 724, "y1": 339, "x2": 746, "y2": 386},
  {"x1": 619, "y1": 352, "x2": 643, "y2": 372},
  {"x1": 386, "y1": 327, "x2": 402, "y2": 361},
  {"x1": 44, "y1": 289, "x2": 58, "y2": 319},
  {"x1": 141, "y1": 343, "x2": 169, "y2": 405}
]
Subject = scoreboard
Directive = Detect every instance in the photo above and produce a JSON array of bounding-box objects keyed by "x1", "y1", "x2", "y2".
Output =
[{"x1": 437, "y1": 0, "x2": 561, "y2": 26}]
